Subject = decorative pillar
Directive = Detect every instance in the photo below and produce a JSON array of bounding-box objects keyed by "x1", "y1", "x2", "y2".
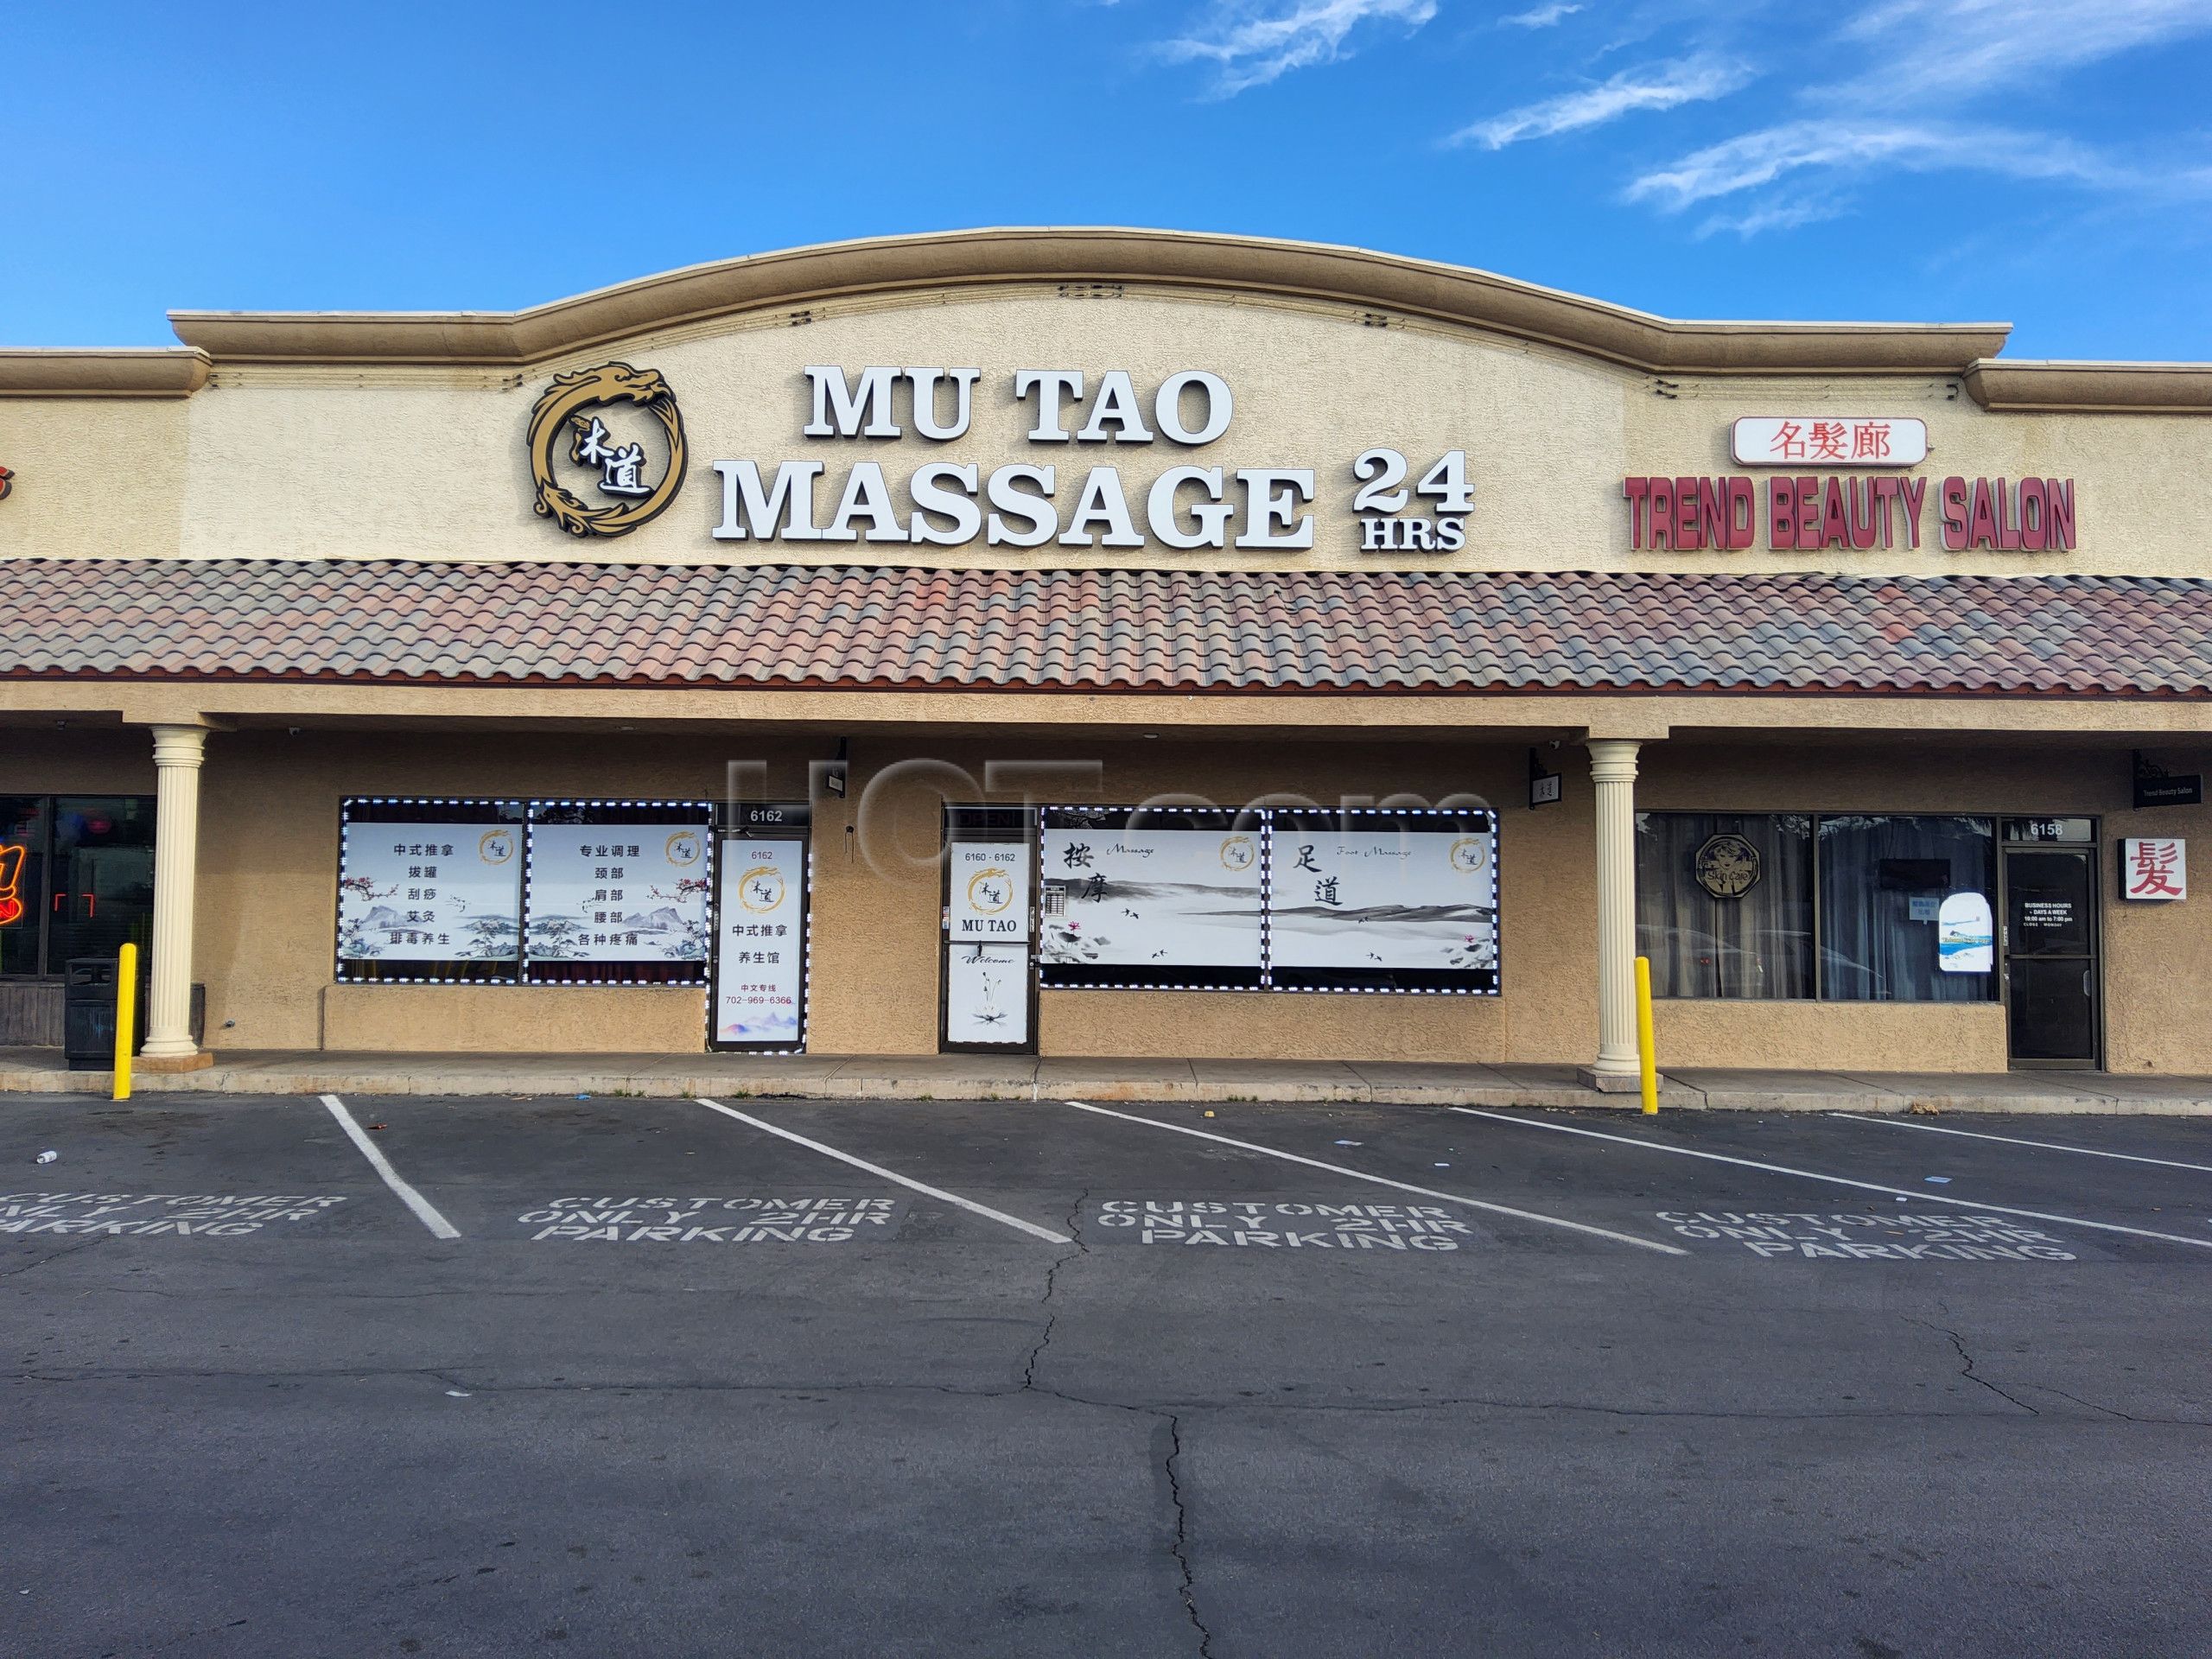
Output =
[
  {"x1": 1580, "y1": 738, "x2": 1643, "y2": 1092},
  {"x1": 140, "y1": 724, "x2": 209, "y2": 1064}
]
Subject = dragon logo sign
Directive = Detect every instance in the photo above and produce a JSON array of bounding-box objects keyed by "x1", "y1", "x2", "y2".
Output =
[{"x1": 527, "y1": 362, "x2": 686, "y2": 537}]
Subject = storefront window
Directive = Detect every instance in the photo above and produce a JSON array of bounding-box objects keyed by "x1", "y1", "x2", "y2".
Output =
[
  {"x1": 48, "y1": 797, "x2": 156, "y2": 969},
  {"x1": 0, "y1": 796, "x2": 48, "y2": 976},
  {"x1": 0, "y1": 795, "x2": 156, "y2": 976},
  {"x1": 1636, "y1": 813, "x2": 1814, "y2": 998},
  {"x1": 1639, "y1": 810, "x2": 1999, "y2": 1002},
  {"x1": 1816, "y1": 815, "x2": 1996, "y2": 1002}
]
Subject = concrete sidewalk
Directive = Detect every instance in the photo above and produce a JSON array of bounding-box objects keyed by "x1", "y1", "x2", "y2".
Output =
[{"x1": 5, "y1": 1047, "x2": 2212, "y2": 1115}]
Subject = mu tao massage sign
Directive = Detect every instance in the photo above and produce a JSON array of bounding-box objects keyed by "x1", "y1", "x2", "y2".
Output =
[
  {"x1": 529, "y1": 359, "x2": 1473, "y2": 552},
  {"x1": 527, "y1": 365, "x2": 2081, "y2": 559}
]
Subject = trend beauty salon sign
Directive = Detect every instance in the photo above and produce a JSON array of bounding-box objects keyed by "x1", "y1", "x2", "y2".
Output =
[{"x1": 1627, "y1": 415, "x2": 2077, "y2": 555}]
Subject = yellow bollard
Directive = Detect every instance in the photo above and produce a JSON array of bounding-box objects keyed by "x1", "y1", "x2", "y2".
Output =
[
  {"x1": 1634, "y1": 954, "x2": 1658, "y2": 1116},
  {"x1": 111, "y1": 942, "x2": 137, "y2": 1102}
]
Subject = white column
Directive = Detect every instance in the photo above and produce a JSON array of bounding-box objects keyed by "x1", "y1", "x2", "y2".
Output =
[
  {"x1": 1580, "y1": 738, "x2": 1643, "y2": 1092},
  {"x1": 140, "y1": 724, "x2": 208, "y2": 1060}
]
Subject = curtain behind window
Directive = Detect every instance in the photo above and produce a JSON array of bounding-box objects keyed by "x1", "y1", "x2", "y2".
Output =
[
  {"x1": 1637, "y1": 813, "x2": 1813, "y2": 998},
  {"x1": 1816, "y1": 815, "x2": 1996, "y2": 1002}
]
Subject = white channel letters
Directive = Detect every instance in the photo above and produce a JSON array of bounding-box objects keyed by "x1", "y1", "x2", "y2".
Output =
[{"x1": 712, "y1": 366, "x2": 1467, "y2": 555}]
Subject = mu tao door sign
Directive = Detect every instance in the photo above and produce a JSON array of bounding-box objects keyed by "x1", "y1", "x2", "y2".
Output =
[{"x1": 943, "y1": 831, "x2": 1035, "y2": 1052}]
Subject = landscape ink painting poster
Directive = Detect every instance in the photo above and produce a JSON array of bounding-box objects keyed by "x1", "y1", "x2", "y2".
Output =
[
  {"x1": 524, "y1": 816, "x2": 713, "y2": 979},
  {"x1": 1039, "y1": 808, "x2": 1265, "y2": 988},
  {"x1": 1266, "y1": 812, "x2": 1500, "y2": 992},
  {"x1": 337, "y1": 820, "x2": 522, "y2": 966}
]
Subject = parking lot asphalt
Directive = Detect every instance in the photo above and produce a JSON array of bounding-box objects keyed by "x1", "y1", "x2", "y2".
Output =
[{"x1": 7, "y1": 1091, "x2": 2212, "y2": 1658}]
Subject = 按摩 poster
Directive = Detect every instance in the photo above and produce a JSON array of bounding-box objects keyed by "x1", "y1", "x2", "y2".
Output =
[
  {"x1": 338, "y1": 822, "x2": 521, "y2": 963},
  {"x1": 1039, "y1": 812, "x2": 1263, "y2": 988}
]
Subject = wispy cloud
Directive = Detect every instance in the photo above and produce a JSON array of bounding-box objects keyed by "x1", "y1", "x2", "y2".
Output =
[
  {"x1": 1160, "y1": 0, "x2": 1438, "y2": 95},
  {"x1": 1628, "y1": 120, "x2": 2116, "y2": 209},
  {"x1": 1834, "y1": 0, "x2": 2212, "y2": 100},
  {"x1": 1622, "y1": 0, "x2": 2212, "y2": 230},
  {"x1": 1695, "y1": 198, "x2": 1846, "y2": 239},
  {"x1": 1499, "y1": 1, "x2": 1581, "y2": 25},
  {"x1": 1449, "y1": 55, "x2": 1751, "y2": 149}
]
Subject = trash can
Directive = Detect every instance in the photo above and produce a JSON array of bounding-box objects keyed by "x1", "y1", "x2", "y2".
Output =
[
  {"x1": 63, "y1": 956, "x2": 129, "y2": 1071},
  {"x1": 62, "y1": 958, "x2": 200, "y2": 1069}
]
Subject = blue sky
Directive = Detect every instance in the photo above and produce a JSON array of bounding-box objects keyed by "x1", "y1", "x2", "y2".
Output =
[{"x1": 5, "y1": 0, "x2": 2209, "y2": 357}]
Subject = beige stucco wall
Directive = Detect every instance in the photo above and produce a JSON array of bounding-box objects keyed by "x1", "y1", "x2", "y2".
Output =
[
  {"x1": 6, "y1": 720, "x2": 2204, "y2": 1072},
  {"x1": 2, "y1": 281, "x2": 2206, "y2": 578},
  {"x1": 1641, "y1": 736, "x2": 2212, "y2": 1072},
  {"x1": 0, "y1": 397, "x2": 191, "y2": 562}
]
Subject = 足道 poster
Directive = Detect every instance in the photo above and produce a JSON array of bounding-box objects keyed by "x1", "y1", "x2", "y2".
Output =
[{"x1": 1267, "y1": 818, "x2": 1498, "y2": 992}]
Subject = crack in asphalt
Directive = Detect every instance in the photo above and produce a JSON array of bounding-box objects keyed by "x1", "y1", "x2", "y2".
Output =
[
  {"x1": 2029, "y1": 1384, "x2": 2177, "y2": 1425},
  {"x1": 0, "y1": 1237, "x2": 107, "y2": 1279},
  {"x1": 1021, "y1": 1187, "x2": 1090, "y2": 1394},
  {"x1": 1161, "y1": 1410, "x2": 1215, "y2": 1658},
  {"x1": 1908, "y1": 1315, "x2": 2040, "y2": 1417},
  {"x1": 1018, "y1": 1197, "x2": 1212, "y2": 1656}
]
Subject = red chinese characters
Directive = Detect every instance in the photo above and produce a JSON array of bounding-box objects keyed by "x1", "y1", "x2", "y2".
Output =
[
  {"x1": 2122, "y1": 838, "x2": 2187, "y2": 902},
  {"x1": 1733, "y1": 417, "x2": 1926, "y2": 467}
]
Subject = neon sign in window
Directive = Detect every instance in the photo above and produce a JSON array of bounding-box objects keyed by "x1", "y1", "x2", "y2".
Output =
[{"x1": 0, "y1": 844, "x2": 24, "y2": 925}]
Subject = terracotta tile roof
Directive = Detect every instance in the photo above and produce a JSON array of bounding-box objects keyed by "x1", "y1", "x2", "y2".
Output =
[{"x1": 3, "y1": 557, "x2": 2209, "y2": 698}]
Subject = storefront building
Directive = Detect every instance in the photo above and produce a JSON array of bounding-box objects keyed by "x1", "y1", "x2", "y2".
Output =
[{"x1": 2, "y1": 228, "x2": 2208, "y2": 1080}]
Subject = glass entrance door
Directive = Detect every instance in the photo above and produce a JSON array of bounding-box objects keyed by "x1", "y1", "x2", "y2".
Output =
[
  {"x1": 2003, "y1": 847, "x2": 2100, "y2": 1065},
  {"x1": 940, "y1": 807, "x2": 1037, "y2": 1054}
]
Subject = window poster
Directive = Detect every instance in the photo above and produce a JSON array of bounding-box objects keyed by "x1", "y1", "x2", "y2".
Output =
[
  {"x1": 1267, "y1": 811, "x2": 1500, "y2": 992},
  {"x1": 524, "y1": 804, "x2": 713, "y2": 982},
  {"x1": 337, "y1": 800, "x2": 524, "y2": 982},
  {"x1": 1937, "y1": 892, "x2": 1995, "y2": 971},
  {"x1": 945, "y1": 943, "x2": 1031, "y2": 1044},
  {"x1": 1039, "y1": 807, "x2": 1264, "y2": 988},
  {"x1": 714, "y1": 837, "x2": 806, "y2": 1047}
]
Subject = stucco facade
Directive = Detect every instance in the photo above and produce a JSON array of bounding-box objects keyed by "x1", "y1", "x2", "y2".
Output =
[{"x1": 2, "y1": 228, "x2": 2208, "y2": 1077}]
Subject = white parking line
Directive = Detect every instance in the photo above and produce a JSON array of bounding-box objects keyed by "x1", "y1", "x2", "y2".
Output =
[
  {"x1": 318, "y1": 1095, "x2": 461, "y2": 1240},
  {"x1": 691, "y1": 1098, "x2": 1071, "y2": 1245},
  {"x1": 1452, "y1": 1108, "x2": 2212, "y2": 1253},
  {"x1": 1828, "y1": 1112, "x2": 2212, "y2": 1175},
  {"x1": 1063, "y1": 1101, "x2": 1687, "y2": 1255}
]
